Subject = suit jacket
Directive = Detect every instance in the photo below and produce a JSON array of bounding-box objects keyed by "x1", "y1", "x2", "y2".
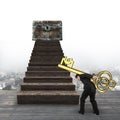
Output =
[{"x1": 80, "y1": 73, "x2": 96, "y2": 92}]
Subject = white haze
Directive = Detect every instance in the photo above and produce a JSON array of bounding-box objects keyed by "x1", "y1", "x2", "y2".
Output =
[{"x1": 0, "y1": 0, "x2": 120, "y2": 73}]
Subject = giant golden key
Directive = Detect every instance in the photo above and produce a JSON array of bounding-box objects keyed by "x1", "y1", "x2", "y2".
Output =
[{"x1": 58, "y1": 56, "x2": 116, "y2": 93}]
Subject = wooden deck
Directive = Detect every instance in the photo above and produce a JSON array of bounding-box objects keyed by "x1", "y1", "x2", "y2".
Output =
[{"x1": 0, "y1": 90, "x2": 120, "y2": 120}]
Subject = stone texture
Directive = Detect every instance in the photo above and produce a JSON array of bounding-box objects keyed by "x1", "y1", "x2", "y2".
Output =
[
  {"x1": 17, "y1": 40, "x2": 79, "y2": 104},
  {"x1": 1, "y1": 90, "x2": 120, "y2": 120},
  {"x1": 32, "y1": 21, "x2": 62, "y2": 41},
  {"x1": 21, "y1": 83, "x2": 75, "y2": 91}
]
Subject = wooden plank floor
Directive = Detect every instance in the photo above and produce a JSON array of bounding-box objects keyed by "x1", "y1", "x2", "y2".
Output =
[{"x1": 0, "y1": 90, "x2": 120, "y2": 120}]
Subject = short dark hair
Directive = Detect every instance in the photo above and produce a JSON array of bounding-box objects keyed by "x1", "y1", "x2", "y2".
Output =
[
  {"x1": 75, "y1": 74, "x2": 80, "y2": 78},
  {"x1": 92, "y1": 73, "x2": 96, "y2": 76}
]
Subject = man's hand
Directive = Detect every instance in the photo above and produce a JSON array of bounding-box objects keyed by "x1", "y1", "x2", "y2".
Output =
[{"x1": 92, "y1": 75, "x2": 98, "y2": 79}]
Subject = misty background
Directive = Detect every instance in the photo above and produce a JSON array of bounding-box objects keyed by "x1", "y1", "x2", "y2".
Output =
[{"x1": 0, "y1": 0, "x2": 120, "y2": 90}]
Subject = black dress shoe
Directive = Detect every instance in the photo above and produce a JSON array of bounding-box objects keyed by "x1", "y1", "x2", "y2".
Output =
[
  {"x1": 95, "y1": 112, "x2": 99, "y2": 115},
  {"x1": 94, "y1": 112, "x2": 99, "y2": 115},
  {"x1": 78, "y1": 111, "x2": 84, "y2": 114},
  {"x1": 93, "y1": 111, "x2": 99, "y2": 115}
]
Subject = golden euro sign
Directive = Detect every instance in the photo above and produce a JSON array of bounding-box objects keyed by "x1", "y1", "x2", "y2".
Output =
[{"x1": 58, "y1": 56, "x2": 116, "y2": 93}]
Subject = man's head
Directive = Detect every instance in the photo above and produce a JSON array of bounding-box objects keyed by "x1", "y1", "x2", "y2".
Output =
[
  {"x1": 92, "y1": 73, "x2": 96, "y2": 76},
  {"x1": 75, "y1": 74, "x2": 80, "y2": 80}
]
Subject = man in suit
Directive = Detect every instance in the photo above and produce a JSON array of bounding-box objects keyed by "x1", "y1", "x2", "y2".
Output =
[{"x1": 75, "y1": 73, "x2": 99, "y2": 115}]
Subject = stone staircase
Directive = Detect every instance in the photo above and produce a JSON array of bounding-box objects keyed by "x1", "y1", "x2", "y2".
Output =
[{"x1": 17, "y1": 40, "x2": 79, "y2": 104}]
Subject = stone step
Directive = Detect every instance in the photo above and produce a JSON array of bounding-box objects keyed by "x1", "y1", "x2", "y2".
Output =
[
  {"x1": 32, "y1": 49, "x2": 63, "y2": 54},
  {"x1": 32, "y1": 50, "x2": 63, "y2": 53},
  {"x1": 17, "y1": 91, "x2": 79, "y2": 104},
  {"x1": 30, "y1": 55, "x2": 63, "y2": 59},
  {"x1": 25, "y1": 71, "x2": 70, "y2": 77},
  {"x1": 30, "y1": 56, "x2": 63, "y2": 62},
  {"x1": 32, "y1": 52, "x2": 64, "y2": 56},
  {"x1": 35, "y1": 40, "x2": 60, "y2": 43},
  {"x1": 21, "y1": 83, "x2": 75, "y2": 91},
  {"x1": 32, "y1": 49, "x2": 63, "y2": 53},
  {"x1": 28, "y1": 62, "x2": 59, "y2": 66},
  {"x1": 29, "y1": 59, "x2": 61, "y2": 63},
  {"x1": 34, "y1": 41, "x2": 60, "y2": 46},
  {"x1": 34, "y1": 44, "x2": 61, "y2": 47},
  {"x1": 24, "y1": 76, "x2": 72, "y2": 83},
  {"x1": 33, "y1": 46, "x2": 62, "y2": 51},
  {"x1": 29, "y1": 59, "x2": 61, "y2": 65},
  {"x1": 27, "y1": 66, "x2": 65, "y2": 71}
]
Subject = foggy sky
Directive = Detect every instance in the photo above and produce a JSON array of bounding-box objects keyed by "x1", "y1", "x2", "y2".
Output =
[{"x1": 0, "y1": 0, "x2": 120, "y2": 73}]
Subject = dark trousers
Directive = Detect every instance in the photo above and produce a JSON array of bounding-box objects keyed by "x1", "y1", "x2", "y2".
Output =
[{"x1": 80, "y1": 89, "x2": 99, "y2": 114}]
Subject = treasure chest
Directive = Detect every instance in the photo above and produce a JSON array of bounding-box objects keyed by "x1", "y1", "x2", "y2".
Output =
[{"x1": 32, "y1": 21, "x2": 62, "y2": 41}]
